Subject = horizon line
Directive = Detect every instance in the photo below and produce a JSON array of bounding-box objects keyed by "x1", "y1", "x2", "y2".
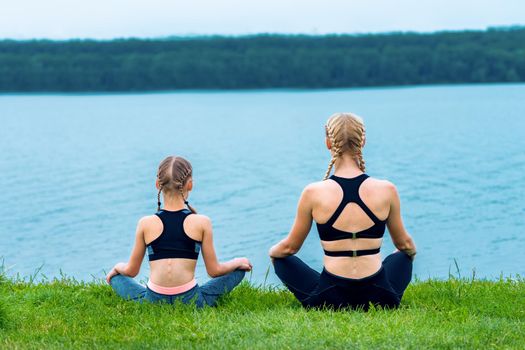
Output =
[{"x1": 1, "y1": 24, "x2": 523, "y2": 42}]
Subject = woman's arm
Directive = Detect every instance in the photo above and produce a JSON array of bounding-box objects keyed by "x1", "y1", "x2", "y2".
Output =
[
  {"x1": 386, "y1": 183, "x2": 417, "y2": 259},
  {"x1": 200, "y1": 215, "x2": 252, "y2": 277},
  {"x1": 106, "y1": 217, "x2": 147, "y2": 283},
  {"x1": 269, "y1": 185, "x2": 314, "y2": 258}
]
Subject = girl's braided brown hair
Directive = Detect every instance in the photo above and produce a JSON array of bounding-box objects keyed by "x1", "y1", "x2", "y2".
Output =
[{"x1": 156, "y1": 156, "x2": 197, "y2": 214}]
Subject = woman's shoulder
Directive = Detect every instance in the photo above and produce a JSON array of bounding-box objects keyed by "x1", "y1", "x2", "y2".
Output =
[
  {"x1": 305, "y1": 175, "x2": 397, "y2": 190},
  {"x1": 363, "y1": 176, "x2": 399, "y2": 198},
  {"x1": 366, "y1": 176, "x2": 396, "y2": 188},
  {"x1": 304, "y1": 180, "x2": 325, "y2": 190},
  {"x1": 300, "y1": 180, "x2": 341, "y2": 205},
  {"x1": 303, "y1": 180, "x2": 332, "y2": 195}
]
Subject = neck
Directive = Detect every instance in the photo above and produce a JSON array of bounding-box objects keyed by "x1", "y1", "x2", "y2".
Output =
[
  {"x1": 162, "y1": 194, "x2": 187, "y2": 211},
  {"x1": 333, "y1": 153, "x2": 363, "y2": 177}
]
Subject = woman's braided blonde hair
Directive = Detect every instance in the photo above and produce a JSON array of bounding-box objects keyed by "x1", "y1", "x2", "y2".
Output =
[
  {"x1": 156, "y1": 156, "x2": 197, "y2": 213},
  {"x1": 323, "y1": 113, "x2": 366, "y2": 180}
]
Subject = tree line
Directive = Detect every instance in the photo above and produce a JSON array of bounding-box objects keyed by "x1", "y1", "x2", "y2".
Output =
[{"x1": 0, "y1": 27, "x2": 524, "y2": 92}]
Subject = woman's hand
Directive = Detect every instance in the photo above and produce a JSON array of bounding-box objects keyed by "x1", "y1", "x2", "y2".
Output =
[
  {"x1": 268, "y1": 240, "x2": 296, "y2": 259},
  {"x1": 268, "y1": 243, "x2": 282, "y2": 258},
  {"x1": 393, "y1": 248, "x2": 417, "y2": 261},
  {"x1": 233, "y1": 257, "x2": 252, "y2": 271},
  {"x1": 405, "y1": 249, "x2": 417, "y2": 261}
]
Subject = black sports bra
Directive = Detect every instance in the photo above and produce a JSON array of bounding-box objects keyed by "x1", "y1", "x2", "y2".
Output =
[
  {"x1": 146, "y1": 209, "x2": 201, "y2": 261},
  {"x1": 316, "y1": 174, "x2": 386, "y2": 257}
]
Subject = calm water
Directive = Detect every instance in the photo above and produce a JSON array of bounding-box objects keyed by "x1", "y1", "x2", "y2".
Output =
[{"x1": 1, "y1": 84, "x2": 524, "y2": 284}]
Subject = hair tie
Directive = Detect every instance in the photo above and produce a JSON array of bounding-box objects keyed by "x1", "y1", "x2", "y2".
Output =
[{"x1": 184, "y1": 200, "x2": 189, "y2": 205}]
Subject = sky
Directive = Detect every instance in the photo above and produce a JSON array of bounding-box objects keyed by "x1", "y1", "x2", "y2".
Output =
[{"x1": 0, "y1": 0, "x2": 524, "y2": 39}]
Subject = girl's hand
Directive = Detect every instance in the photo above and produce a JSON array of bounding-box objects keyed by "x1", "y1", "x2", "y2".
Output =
[
  {"x1": 233, "y1": 257, "x2": 252, "y2": 271},
  {"x1": 105, "y1": 267, "x2": 118, "y2": 284},
  {"x1": 105, "y1": 262, "x2": 128, "y2": 284}
]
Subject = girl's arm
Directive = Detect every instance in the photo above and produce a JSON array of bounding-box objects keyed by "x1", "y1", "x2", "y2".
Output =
[
  {"x1": 386, "y1": 183, "x2": 417, "y2": 259},
  {"x1": 269, "y1": 185, "x2": 314, "y2": 258},
  {"x1": 106, "y1": 218, "x2": 147, "y2": 283},
  {"x1": 200, "y1": 215, "x2": 252, "y2": 277}
]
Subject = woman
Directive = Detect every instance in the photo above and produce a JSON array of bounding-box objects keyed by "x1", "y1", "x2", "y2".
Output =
[
  {"x1": 269, "y1": 113, "x2": 416, "y2": 310},
  {"x1": 106, "y1": 156, "x2": 252, "y2": 307}
]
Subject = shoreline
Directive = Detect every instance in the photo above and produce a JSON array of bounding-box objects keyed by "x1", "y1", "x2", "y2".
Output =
[{"x1": 0, "y1": 82, "x2": 524, "y2": 97}]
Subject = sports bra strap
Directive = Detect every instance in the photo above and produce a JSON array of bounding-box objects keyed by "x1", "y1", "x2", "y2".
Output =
[
  {"x1": 323, "y1": 247, "x2": 381, "y2": 257},
  {"x1": 147, "y1": 209, "x2": 201, "y2": 261},
  {"x1": 325, "y1": 200, "x2": 348, "y2": 227},
  {"x1": 316, "y1": 173, "x2": 386, "y2": 247},
  {"x1": 325, "y1": 174, "x2": 382, "y2": 226},
  {"x1": 354, "y1": 197, "x2": 382, "y2": 224}
]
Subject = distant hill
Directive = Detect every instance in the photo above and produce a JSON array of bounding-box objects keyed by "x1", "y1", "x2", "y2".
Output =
[{"x1": 0, "y1": 27, "x2": 524, "y2": 92}]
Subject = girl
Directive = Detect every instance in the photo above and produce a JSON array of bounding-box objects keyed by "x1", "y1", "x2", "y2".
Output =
[
  {"x1": 106, "y1": 156, "x2": 252, "y2": 307},
  {"x1": 269, "y1": 113, "x2": 416, "y2": 310}
]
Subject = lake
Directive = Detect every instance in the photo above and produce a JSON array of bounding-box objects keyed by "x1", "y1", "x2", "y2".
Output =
[{"x1": 0, "y1": 84, "x2": 524, "y2": 284}]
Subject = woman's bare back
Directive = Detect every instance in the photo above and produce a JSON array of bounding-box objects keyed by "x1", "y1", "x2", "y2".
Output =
[{"x1": 310, "y1": 175, "x2": 394, "y2": 278}]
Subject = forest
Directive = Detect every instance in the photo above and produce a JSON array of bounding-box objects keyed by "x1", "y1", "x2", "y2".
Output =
[{"x1": 0, "y1": 27, "x2": 523, "y2": 92}]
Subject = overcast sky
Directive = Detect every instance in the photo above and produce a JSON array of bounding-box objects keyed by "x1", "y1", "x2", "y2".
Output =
[{"x1": 1, "y1": 0, "x2": 524, "y2": 39}]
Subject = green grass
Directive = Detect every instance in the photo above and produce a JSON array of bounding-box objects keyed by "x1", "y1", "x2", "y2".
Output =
[{"x1": 0, "y1": 272, "x2": 524, "y2": 349}]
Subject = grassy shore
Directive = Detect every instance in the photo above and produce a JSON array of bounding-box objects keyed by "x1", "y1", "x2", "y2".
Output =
[{"x1": 0, "y1": 273, "x2": 524, "y2": 349}]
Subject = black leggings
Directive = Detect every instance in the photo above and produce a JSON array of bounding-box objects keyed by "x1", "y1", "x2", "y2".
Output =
[{"x1": 273, "y1": 251, "x2": 413, "y2": 310}]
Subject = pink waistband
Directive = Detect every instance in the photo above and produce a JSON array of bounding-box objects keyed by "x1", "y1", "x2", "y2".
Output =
[{"x1": 147, "y1": 278, "x2": 197, "y2": 295}]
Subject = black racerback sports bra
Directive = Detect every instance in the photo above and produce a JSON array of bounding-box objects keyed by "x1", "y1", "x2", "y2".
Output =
[
  {"x1": 146, "y1": 209, "x2": 201, "y2": 261},
  {"x1": 316, "y1": 174, "x2": 386, "y2": 257}
]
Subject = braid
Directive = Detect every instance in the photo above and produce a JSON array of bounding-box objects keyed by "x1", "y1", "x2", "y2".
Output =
[
  {"x1": 176, "y1": 168, "x2": 190, "y2": 200},
  {"x1": 356, "y1": 125, "x2": 366, "y2": 172},
  {"x1": 157, "y1": 186, "x2": 162, "y2": 211},
  {"x1": 323, "y1": 157, "x2": 337, "y2": 180},
  {"x1": 179, "y1": 184, "x2": 197, "y2": 214},
  {"x1": 179, "y1": 169, "x2": 191, "y2": 186},
  {"x1": 323, "y1": 123, "x2": 343, "y2": 180},
  {"x1": 186, "y1": 203, "x2": 197, "y2": 214},
  {"x1": 178, "y1": 186, "x2": 185, "y2": 202},
  {"x1": 156, "y1": 155, "x2": 197, "y2": 214},
  {"x1": 323, "y1": 113, "x2": 367, "y2": 178},
  {"x1": 178, "y1": 168, "x2": 197, "y2": 214},
  {"x1": 356, "y1": 151, "x2": 366, "y2": 172}
]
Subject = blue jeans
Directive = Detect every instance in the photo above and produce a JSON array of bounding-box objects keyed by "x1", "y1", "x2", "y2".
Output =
[{"x1": 109, "y1": 270, "x2": 245, "y2": 308}]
